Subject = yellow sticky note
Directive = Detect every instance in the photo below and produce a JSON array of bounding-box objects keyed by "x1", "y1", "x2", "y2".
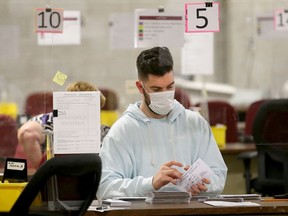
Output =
[{"x1": 52, "y1": 71, "x2": 68, "y2": 86}]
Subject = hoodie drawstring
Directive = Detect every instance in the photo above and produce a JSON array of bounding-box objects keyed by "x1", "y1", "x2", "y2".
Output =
[
  {"x1": 169, "y1": 122, "x2": 176, "y2": 160},
  {"x1": 147, "y1": 123, "x2": 156, "y2": 167}
]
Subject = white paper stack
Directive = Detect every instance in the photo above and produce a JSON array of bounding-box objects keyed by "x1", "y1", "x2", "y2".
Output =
[
  {"x1": 218, "y1": 194, "x2": 261, "y2": 200},
  {"x1": 145, "y1": 191, "x2": 191, "y2": 204},
  {"x1": 101, "y1": 199, "x2": 131, "y2": 207}
]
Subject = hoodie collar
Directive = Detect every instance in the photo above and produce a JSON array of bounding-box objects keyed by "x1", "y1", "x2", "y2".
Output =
[{"x1": 124, "y1": 100, "x2": 185, "y2": 124}]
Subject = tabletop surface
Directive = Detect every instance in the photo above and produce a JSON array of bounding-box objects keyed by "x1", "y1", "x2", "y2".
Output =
[
  {"x1": 220, "y1": 143, "x2": 256, "y2": 155},
  {"x1": 1, "y1": 198, "x2": 287, "y2": 216},
  {"x1": 85, "y1": 199, "x2": 288, "y2": 216}
]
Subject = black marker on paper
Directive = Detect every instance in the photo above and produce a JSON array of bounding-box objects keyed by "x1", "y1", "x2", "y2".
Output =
[{"x1": 96, "y1": 205, "x2": 108, "y2": 210}]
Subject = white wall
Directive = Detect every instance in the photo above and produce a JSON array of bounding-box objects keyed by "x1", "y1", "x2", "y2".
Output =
[{"x1": 1, "y1": 0, "x2": 288, "y2": 114}]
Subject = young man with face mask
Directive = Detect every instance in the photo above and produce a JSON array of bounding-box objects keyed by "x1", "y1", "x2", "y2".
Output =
[{"x1": 97, "y1": 47, "x2": 227, "y2": 200}]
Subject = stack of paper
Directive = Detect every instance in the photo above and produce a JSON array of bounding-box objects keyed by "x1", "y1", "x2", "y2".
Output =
[
  {"x1": 145, "y1": 191, "x2": 191, "y2": 204},
  {"x1": 218, "y1": 194, "x2": 261, "y2": 200},
  {"x1": 101, "y1": 199, "x2": 131, "y2": 207}
]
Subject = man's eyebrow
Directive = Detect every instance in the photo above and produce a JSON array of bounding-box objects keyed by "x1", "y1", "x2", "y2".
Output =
[{"x1": 150, "y1": 81, "x2": 175, "y2": 89}]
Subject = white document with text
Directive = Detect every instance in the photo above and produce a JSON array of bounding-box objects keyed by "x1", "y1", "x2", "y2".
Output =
[
  {"x1": 177, "y1": 158, "x2": 213, "y2": 191},
  {"x1": 53, "y1": 91, "x2": 101, "y2": 154}
]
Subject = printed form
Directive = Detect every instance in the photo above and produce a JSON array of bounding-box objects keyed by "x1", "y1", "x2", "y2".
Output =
[
  {"x1": 177, "y1": 158, "x2": 213, "y2": 191},
  {"x1": 53, "y1": 91, "x2": 101, "y2": 154}
]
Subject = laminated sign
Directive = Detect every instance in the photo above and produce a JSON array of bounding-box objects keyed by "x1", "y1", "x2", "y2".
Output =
[{"x1": 185, "y1": 2, "x2": 220, "y2": 33}]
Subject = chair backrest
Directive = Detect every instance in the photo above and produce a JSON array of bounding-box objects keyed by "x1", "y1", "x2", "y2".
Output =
[
  {"x1": 196, "y1": 101, "x2": 239, "y2": 143},
  {"x1": 0, "y1": 114, "x2": 18, "y2": 168},
  {"x1": 253, "y1": 99, "x2": 288, "y2": 195},
  {"x1": 99, "y1": 88, "x2": 119, "y2": 127},
  {"x1": 9, "y1": 154, "x2": 102, "y2": 216},
  {"x1": 24, "y1": 92, "x2": 53, "y2": 118},
  {"x1": 99, "y1": 88, "x2": 119, "y2": 111},
  {"x1": 174, "y1": 87, "x2": 192, "y2": 109},
  {"x1": 244, "y1": 99, "x2": 266, "y2": 140}
]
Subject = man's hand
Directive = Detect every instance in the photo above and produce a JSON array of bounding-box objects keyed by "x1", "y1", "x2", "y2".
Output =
[
  {"x1": 152, "y1": 160, "x2": 183, "y2": 190},
  {"x1": 189, "y1": 178, "x2": 210, "y2": 195},
  {"x1": 183, "y1": 165, "x2": 210, "y2": 195}
]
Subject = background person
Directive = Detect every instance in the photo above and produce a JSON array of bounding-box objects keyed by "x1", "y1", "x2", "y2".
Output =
[{"x1": 18, "y1": 81, "x2": 109, "y2": 169}]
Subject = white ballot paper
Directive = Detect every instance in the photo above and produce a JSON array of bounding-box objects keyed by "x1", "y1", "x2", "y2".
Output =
[
  {"x1": 53, "y1": 91, "x2": 101, "y2": 154},
  {"x1": 177, "y1": 158, "x2": 213, "y2": 191}
]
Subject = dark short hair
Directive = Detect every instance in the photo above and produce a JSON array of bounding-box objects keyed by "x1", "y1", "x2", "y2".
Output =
[{"x1": 136, "y1": 47, "x2": 173, "y2": 81}]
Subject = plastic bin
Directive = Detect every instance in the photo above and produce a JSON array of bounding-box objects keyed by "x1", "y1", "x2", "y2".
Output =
[
  {"x1": 0, "y1": 182, "x2": 42, "y2": 212},
  {"x1": 0, "y1": 102, "x2": 18, "y2": 119},
  {"x1": 211, "y1": 124, "x2": 227, "y2": 149}
]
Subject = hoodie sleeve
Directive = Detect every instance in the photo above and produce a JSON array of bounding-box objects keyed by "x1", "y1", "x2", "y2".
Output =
[{"x1": 96, "y1": 134, "x2": 156, "y2": 200}]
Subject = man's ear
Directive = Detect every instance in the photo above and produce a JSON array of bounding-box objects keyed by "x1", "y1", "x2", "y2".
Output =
[{"x1": 136, "y1": 81, "x2": 144, "y2": 94}]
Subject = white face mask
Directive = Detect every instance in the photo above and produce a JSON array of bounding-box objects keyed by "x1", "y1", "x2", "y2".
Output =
[{"x1": 147, "y1": 90, "x2": 175, "y2": 115}]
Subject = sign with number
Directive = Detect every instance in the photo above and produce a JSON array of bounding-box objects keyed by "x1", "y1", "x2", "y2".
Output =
[
  {"x1": 274, "y1": 9, "x2": 288, "y2": 31},
  {"x1": 185, "y1": 2, "x2": 220, "y2": 33},
  {"x1": 35, "y1": 8, "x2": 63, "y2": 33},
  {"x1": 37, "y1": 11, "x2": 81, "y2": 45}
]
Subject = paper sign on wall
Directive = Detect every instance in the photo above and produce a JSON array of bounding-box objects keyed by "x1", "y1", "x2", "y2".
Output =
[
  {"x1": 181, "y1": 33, "x2": 214, "y2": 75},
  {"x1": 37, "y1": 11, "x2": 81, "y2": 45},
  {"x1": 134, "y1": 9, "x2": 184, "y2": 48},
  {"x1": 109, "y1": 13, "x2": 135, "y2": 49},
  {"x1": 274, "y1": 9, "x2": 288, "y2": 31},
  {"x1": 35, "y1": 8, "x2": 64, "y2": 33},
  {"x1": 185, "y1": 2, "x2": 220, "y2": 33}
]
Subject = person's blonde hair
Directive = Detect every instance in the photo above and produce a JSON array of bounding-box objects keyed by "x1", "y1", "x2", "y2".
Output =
[{"x1": 66, "y1": 81, "x2": 106, "y2": 108}]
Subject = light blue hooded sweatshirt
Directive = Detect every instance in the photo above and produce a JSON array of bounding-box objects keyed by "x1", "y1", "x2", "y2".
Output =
[{"x1": 97, "y1": 100, "x2": 227, "y2": 200}]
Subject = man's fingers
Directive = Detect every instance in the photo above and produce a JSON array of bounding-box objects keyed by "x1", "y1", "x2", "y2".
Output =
[
  {"x1": 164, "y1": 160, "x2": 183, "y2": 168},
  {"x1": 202, "y1": 178, "x2": 211, "y2": 184},
  {"x1": 166, "y1": 168, "x2": 182, "y2": 179},
  {"x1": 184, "y1": 165, "x2": 190, "y2": 171},
  {"x1": 191, "y1": 185, "x2": 201, "y2": 194},
  {"x1": 197, "y1": 182, "x2": 208, "y2": 192},
  {"x1": 189, "y1": 181, "x2": 209, "y2": 195}
]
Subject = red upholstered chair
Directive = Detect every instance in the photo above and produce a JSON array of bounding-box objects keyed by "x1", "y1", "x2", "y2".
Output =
[
  {"x1": 196, "y1": 100, "x2": 239, "y2": 143},
  {"x1": 24, "y1": 92, "x2": 53, "y2": 118},
  {"x1": 244, "y1": 99, "x2": 267, "y2": 143},
  {"x1": 0, "y1": 114, "x2": 18, "y2": 168},
  {"x1": 174, "y1": 87, "x2": 192, "y2": 109},
  {"x1": 99, "y1": 88, "x2": 119, "y2": 111}
]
